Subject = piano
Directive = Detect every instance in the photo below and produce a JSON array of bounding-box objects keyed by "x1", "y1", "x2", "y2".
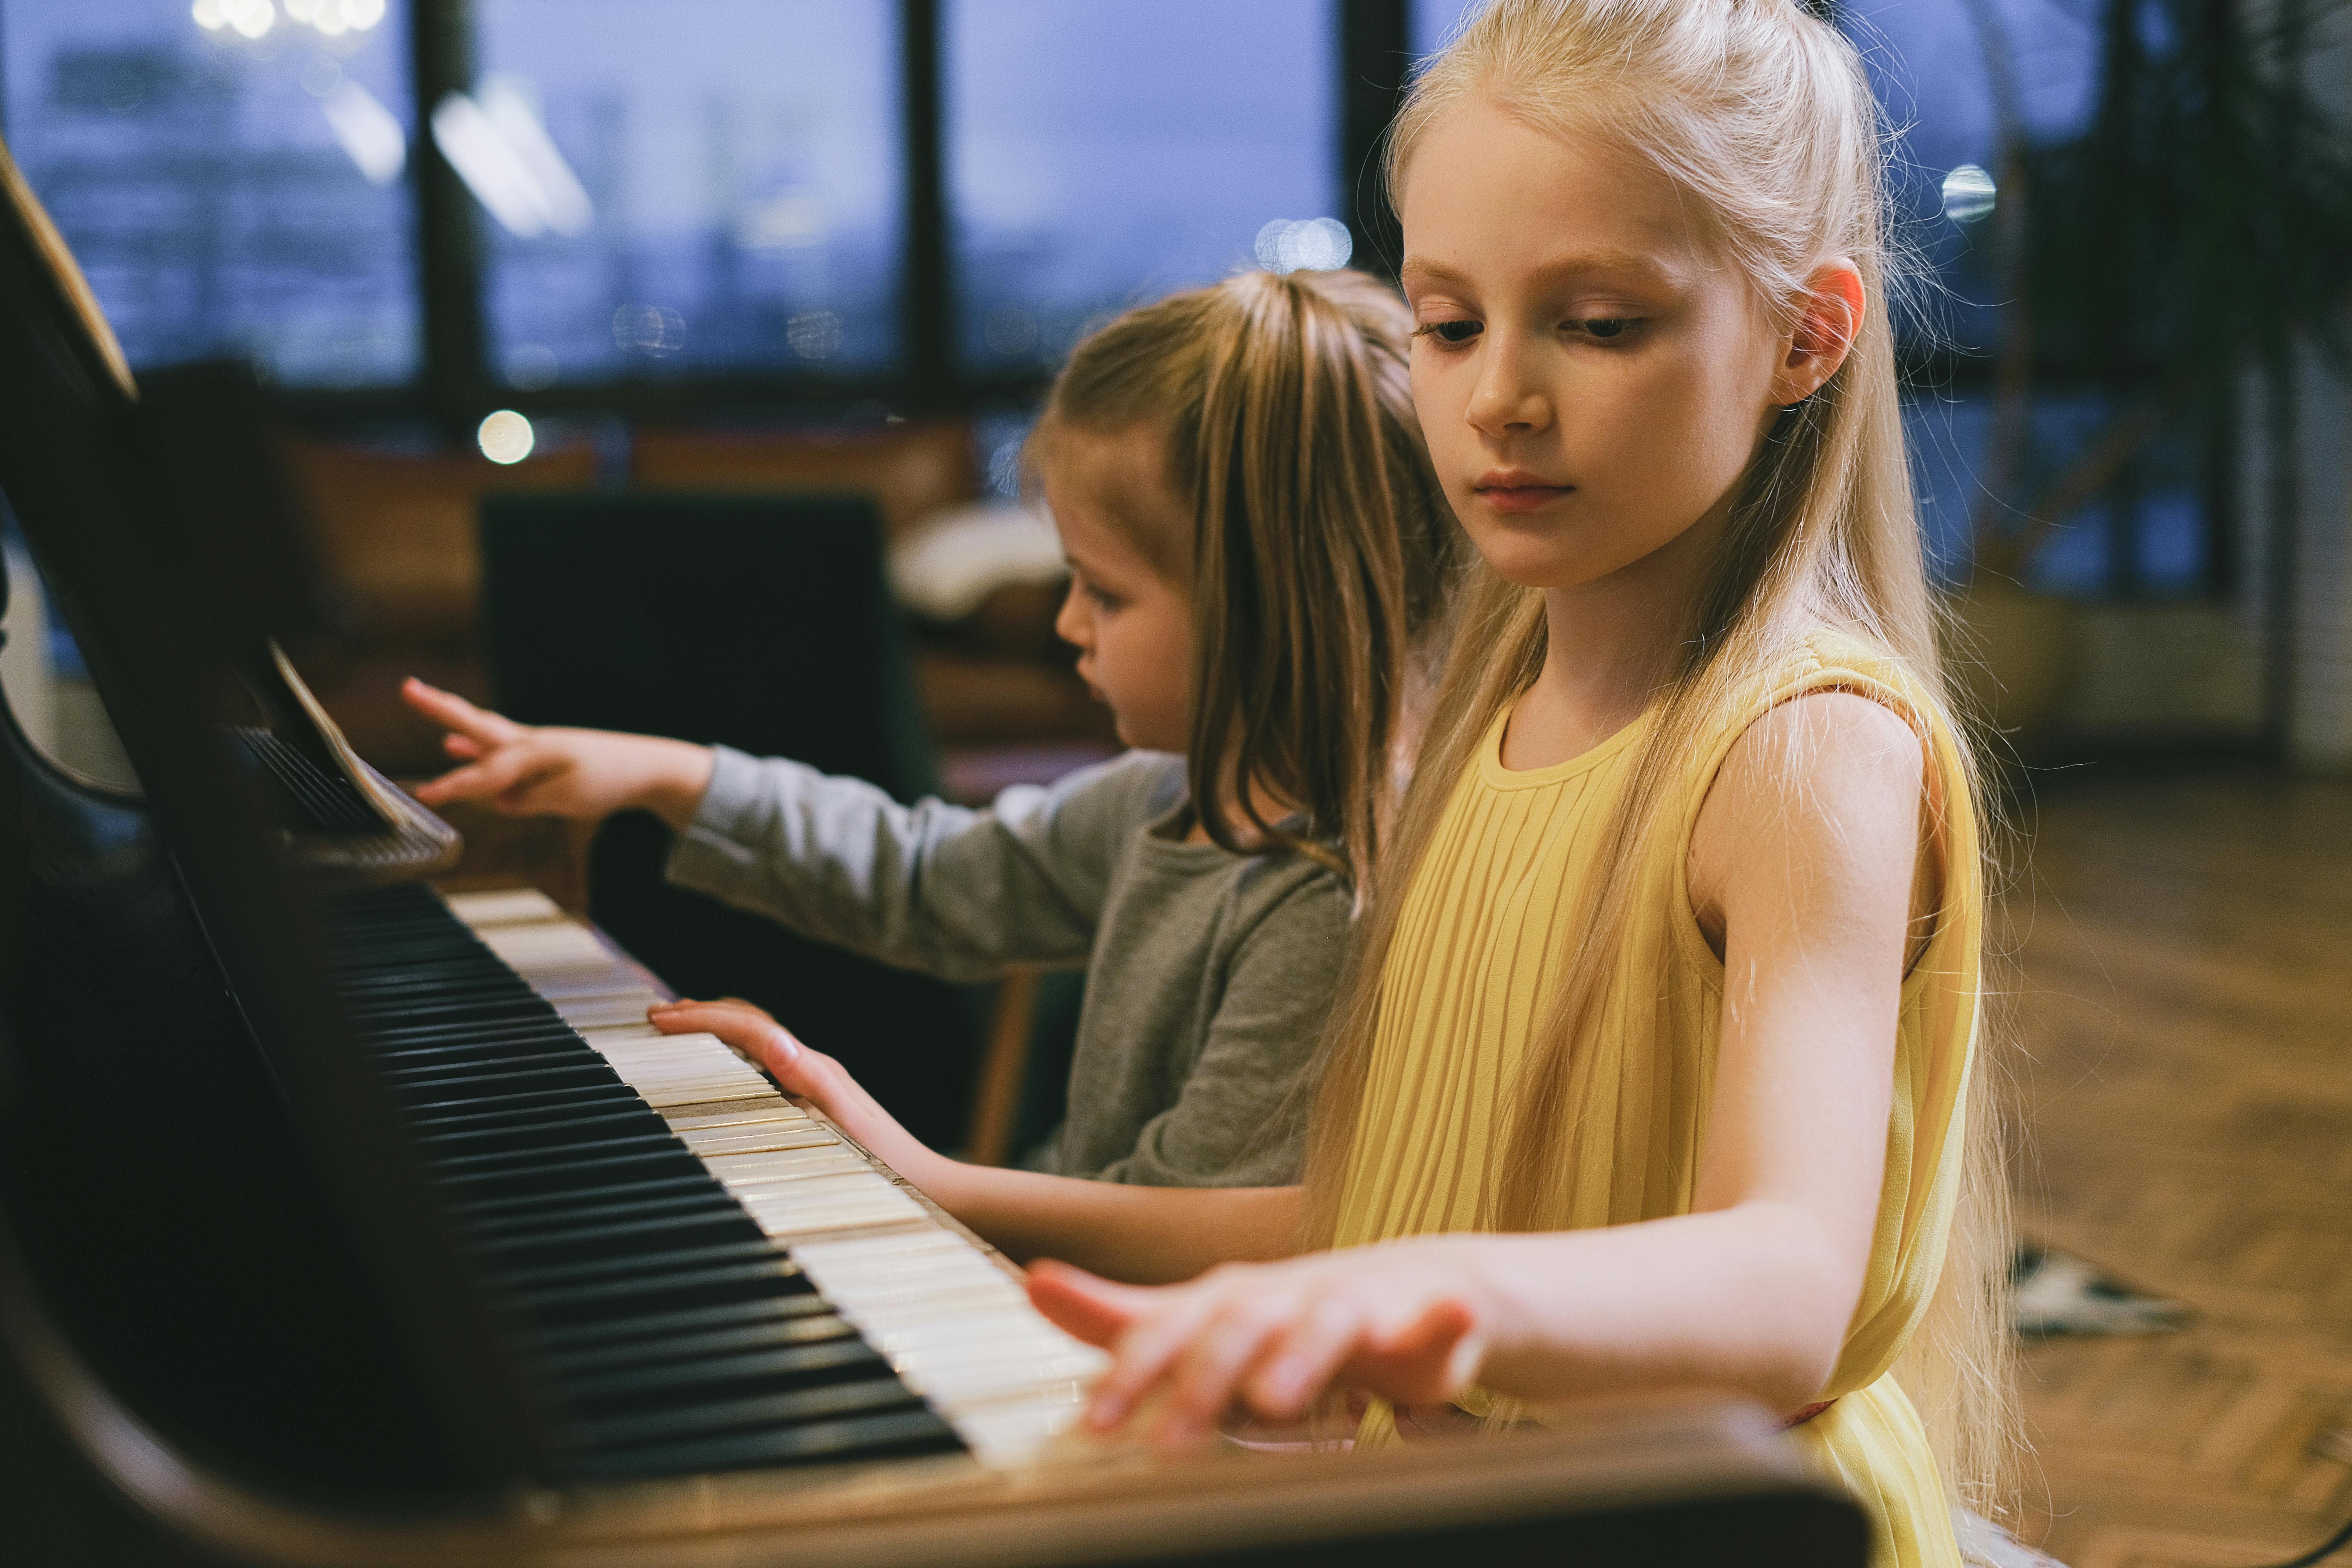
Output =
[{"x1": 0, "y1": 135, "x2": 1868, "y2": 1566}]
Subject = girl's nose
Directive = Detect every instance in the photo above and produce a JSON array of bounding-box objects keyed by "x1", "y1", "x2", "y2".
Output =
[
  {"x1": 1053, "y1": 579, "x2": 1091, "y2": 649},
  {"x1": 1465, "y1": 341, "x2": 1554, "y2": 437}
]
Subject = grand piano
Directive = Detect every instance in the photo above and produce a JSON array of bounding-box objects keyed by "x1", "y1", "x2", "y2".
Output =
[{"x1": 0, "y1": 136, "x2": 1867, "y2": 1566}]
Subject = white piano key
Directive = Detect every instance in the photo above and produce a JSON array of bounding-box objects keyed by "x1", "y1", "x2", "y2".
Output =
[
  {"x1": 899, "y1": 1362, "x2": 1102, "y2": 1413},
  {"x1": 680, "y1": 1127, "x2": 835, "y2": 1161},
  {"x1": 865, "y1": 1309, "x2": 1083, "y2": 1360},
  {"x1": 593, "y1": 1036, "x2": 741, "y2": 1066},
  {"x1": 951, "y1": 1397, "x2": 1089, "y2": 1465},
  {"x1": 664, "y1": 1105, "x2": 812, "y2": 1133},
  {"x1": 632, "y1": 1073, "x2": 775, "y2": 1108},
  {"x1": 702, "y1": 1147, "x2": 872, "y2": 1185},
  {"x1": 735, "y1": 1181, "x2": 927, "y2": 1237},
  {"x1": 477, "y1": 924, "x2": 617, "y2": 968},
  {"x1": 788, "y1": 1229, "x2": 981, "y2": 1269},
  {"x1": 553, "y1": 996, "x2": 670, "y2": 1030},
  {"x1": 443, "y1": 888, "x2": 566, "y2": 927}
]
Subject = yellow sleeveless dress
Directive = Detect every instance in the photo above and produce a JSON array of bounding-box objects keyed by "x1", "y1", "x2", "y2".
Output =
[{"x1": 1331, "y1": 631, "x2": 1980, "y2": 1568}]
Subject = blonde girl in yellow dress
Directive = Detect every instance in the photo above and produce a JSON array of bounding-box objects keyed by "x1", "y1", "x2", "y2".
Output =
[
  {"x1": 1009, "y1": 1, "x2": 2013, "y2": 1562},
  {"x1": 687, "y1": 3, "x2": 2013, "y2": 1562}
]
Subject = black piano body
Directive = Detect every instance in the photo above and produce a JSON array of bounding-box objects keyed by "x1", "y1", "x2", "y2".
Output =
[{"x1": 0, "y1": 135, "x2": 1867, "y2": 1567}]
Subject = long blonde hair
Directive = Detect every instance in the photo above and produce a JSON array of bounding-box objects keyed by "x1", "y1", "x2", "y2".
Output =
[
  {"x1": 1033, "y1": 269, "x2": 1456, "y2": 888},
  {"x1": 1295, "y1": 0, "x2": 2018, "y2": 1522}
]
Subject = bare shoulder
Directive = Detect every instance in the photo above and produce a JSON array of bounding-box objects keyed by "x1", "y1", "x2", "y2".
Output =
[
  {"x1": 1723, "y1": 690, "x2": 1925, "y2": 801},
  {"x1": 1689, "y1": 691, "x2": 1929, "y2": 942}
]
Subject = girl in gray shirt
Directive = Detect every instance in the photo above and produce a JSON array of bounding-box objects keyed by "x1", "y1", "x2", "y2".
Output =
[{"x1": 409, "y1": 267, "x2": 1452, "y2": 1195}]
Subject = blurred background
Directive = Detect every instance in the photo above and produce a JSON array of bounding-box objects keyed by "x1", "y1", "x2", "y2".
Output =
[
  {"x1": 0, "y1": 0, "x2": 2344, "y2": 786},
  {"x1": 0, "y1": 5, "x2": 2345, "y2": 1561}
]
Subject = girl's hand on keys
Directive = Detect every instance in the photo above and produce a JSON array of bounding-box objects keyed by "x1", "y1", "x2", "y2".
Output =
[
  {"x1": 401, "y1": 678, "x2": 713, "y2": 827},
  {"x1": 1026, "y1": 1248, "x2": 1489, "y2": 1453},
  {"x1": 648, "y1": 998, "x2": 942, "y2": 1184}
]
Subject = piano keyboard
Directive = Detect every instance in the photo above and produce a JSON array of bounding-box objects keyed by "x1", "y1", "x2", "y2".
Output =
[{"x1": 439, "y1": 885, "x2": 1109, "y2": 1470}]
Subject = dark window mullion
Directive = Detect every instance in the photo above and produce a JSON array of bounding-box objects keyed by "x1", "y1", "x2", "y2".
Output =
[
  {"x1": 901, "y1": 0, "x2": 952, "y2": 404},
  {"x1": 1340, "y1": 0, "x2": 1411, "y2": 282},
  {"x1": 412, "y1": 0, "x2": 488, "y2": 433}
]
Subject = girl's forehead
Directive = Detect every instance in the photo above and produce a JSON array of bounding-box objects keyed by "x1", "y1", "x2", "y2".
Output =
[
  {"x1": 1397, "y1": 95, "x2": 1709, "y2": 278},
  {"x1": 1040, "y1": 429, "x2": 1187, "y2": 580}
]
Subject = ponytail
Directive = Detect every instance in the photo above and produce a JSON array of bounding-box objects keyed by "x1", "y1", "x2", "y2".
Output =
[{"x1": 1035, "y1": 270, "x2": 1455, "y2": 891}]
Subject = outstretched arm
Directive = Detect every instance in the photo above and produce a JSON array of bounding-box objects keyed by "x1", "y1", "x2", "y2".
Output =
[
  {"x1": 651, "y1": 998, "x2": 1300, "y2": 1283},
  {"x1": 402, "y1": 679, "x2": 713, "y2": 826},
  {"x1": 1026, "y1": 693, "x2": 1931, "y2": 1447}
]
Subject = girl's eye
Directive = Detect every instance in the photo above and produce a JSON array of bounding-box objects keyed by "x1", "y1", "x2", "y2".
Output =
[
  {"x1": 1571, "y1": 317, "x2": 1638, "y2": 340},
  {"x1": 1084, "y1": 582, "x2": 1123, "y2": 611},
  {"x1": 1413, "y1": 318, "x2": 1482, "y2": 346}
]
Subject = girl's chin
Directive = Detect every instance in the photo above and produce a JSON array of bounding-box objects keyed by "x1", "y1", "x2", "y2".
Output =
[{"x1": 1472, "y1": 542, "x2": 1608, "y2": 591}]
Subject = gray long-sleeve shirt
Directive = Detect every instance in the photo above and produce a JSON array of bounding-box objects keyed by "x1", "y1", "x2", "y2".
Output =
[{"x1": 664, "y1": 746, "x2": 1350, "y2": 1186}]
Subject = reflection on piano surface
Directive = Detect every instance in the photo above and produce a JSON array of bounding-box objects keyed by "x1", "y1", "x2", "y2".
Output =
[{"x1": 0, "y1": 128, "x2": 1867, "y2": 1565}]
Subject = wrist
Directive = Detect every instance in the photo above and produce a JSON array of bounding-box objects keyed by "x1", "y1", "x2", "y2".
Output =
[
  {"x1": 1436, "y1": 1233, "x2": 1522, "y2": 1378},
  {"x1": 642, "y1": 740, "x2": 717, "y2": 830}
]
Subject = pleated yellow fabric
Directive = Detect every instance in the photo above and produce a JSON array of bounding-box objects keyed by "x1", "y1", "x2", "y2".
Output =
[{"x1": 1330, "y1": 631, "x2": 1980, "y2": 1568}]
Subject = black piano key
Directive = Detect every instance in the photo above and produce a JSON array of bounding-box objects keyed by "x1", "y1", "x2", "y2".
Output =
[
  {"x1": 538, "y1": 1311, "x2": 860, "y2": 1377},
  {"x1": 416, "y1": 1107, "x2": 665, "y2": 1158},
  {"x1": 557, "y1": 1337, "x2": 892, "y2": 1418},
  {"x1": 433, "y1": 1143, "x2": 709, "y2": 1194},
  {"x1": 450, "y1": 1172, "x2": 724, "y2": 1226},
  {"x1": 499, "y1": 1254, "x2": 818, "y2": 1330},
  {"x1": 564, "y1": 1375, "x2": 932, "y2": 1453},
  {"x1": 492, "y1": 1237, "x2": 787, "y2": 1298},
  {"x1": 405, "y1": 1082, "x2": 646, "y2": 1123},
  {"x1": 519, "y1": 1292, "x2": 843, "y2": 1355},
  {"x1": 478, "y1": 1208, "x2": 763, "y2": 1272}
]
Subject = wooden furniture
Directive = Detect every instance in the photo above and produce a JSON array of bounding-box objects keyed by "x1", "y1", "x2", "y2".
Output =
[
  {"x1": 476, "y1": 492, "x2": 980, "y2": 1151},
  {"x1": 632, "y1": 421, "x2": 978, "y2": 542}
]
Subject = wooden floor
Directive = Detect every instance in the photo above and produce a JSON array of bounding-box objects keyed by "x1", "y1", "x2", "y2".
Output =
[{"x1": 2003, "y1": 767, "x2": 2352, "y2": 1567}]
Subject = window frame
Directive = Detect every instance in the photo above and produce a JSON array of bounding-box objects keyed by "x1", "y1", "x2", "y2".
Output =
[{"x1": 352, "y1": 0, "x2": 1408, "y2": 425}]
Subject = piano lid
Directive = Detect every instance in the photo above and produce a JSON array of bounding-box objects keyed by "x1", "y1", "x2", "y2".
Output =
[{"x1": 0, "y1": 131, "x2": 537, "y2": 1486}]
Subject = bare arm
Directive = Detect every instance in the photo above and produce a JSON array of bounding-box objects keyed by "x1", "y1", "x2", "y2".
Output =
[
  {"x1": 649, "y1": 999, "x2": 1300, "y2": 1283},
  {"x1": 1029, "y1": 692, "x2": 1928, "y2": 1446}
]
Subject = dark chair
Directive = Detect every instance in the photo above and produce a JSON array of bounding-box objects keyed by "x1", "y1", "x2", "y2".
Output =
[{"x1": 478, "y1": 492, "x2": 978, "y2": 1148}]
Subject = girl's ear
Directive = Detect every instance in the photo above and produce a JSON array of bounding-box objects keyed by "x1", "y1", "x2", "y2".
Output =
[{"x1": 1773, "y1": 260, "x2": 1867, "y2": 406}]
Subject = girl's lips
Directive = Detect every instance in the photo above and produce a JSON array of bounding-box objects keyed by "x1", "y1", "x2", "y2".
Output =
[{"x1": 1473, "y1": 484, "x2": 1573, "y2": 514}]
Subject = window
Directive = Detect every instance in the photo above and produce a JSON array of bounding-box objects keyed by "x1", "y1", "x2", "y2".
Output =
[
  {"x1": 469, "y1": 0, "x2": 903, "y2": 387},
  {"x1": 947, "y1": 0, "x2": 1341, "y2": 375},
  {"x1": 0, "y1": 0, "x2": 420, "y2": 387},
  {"x1": 1410, "y1": 0, "x2": 1478, "y2": 57},
  {"x1": 1848, "y1": 1, "x2": 2209, "y2": 596}
]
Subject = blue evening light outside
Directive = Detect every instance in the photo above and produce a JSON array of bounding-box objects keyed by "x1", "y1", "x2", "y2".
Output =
[
  {"x1": 0, "y1": 0, "x2": 420, "y2": 387},
  {"x1": 1410, "y1": 0, "x2": 1479, "y2": 57},
  {"x1": 947, "y1": 0, "x2": 1339, "y2": 374},
  {"x1": 472, "y1": 0, "x2": 903, "y2": 387}
]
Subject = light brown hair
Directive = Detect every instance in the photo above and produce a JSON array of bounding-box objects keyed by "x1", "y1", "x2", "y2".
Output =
[
  {"x1": 1295, "y1": 0, "x2": 2017, "y2": 1522},
  {"x1": 1033, "y1": 268, "x2": 1456, "y2": 889}
]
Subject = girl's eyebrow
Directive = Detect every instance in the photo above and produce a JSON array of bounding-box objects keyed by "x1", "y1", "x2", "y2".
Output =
[{"x1": 1401, "y1": 248, "x2": 1686, "y2": 293}]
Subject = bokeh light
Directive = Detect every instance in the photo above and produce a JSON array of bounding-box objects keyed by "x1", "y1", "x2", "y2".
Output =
[
  {"x1": 1254, "y1": 216, "x2": 1352, "y2": 274},
  {"x1": 1941, "y1": 163, "x2": 1997, "y2": 223},
  {"x1": 610, "y1": 304, "x2": 688, "y2": 357},
  {"x1": 786, "y1": 309, "x2": 844, "y2": 361},
  {"x1": 477, "y1": 409, "x2": 536, "y2": 465}
]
